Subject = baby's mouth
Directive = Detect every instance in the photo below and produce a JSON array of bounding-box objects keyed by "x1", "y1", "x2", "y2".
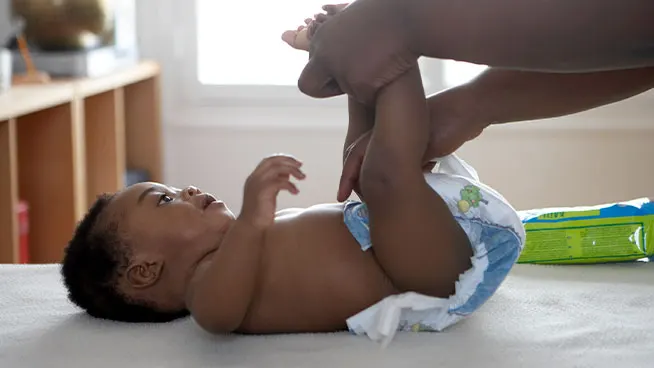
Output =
[{"x1": 202, "y1": 194, "x2": 217, "y2": 210}]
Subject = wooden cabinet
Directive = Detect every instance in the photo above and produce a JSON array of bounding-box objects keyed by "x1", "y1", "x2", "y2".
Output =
[{"x1": 0, "y1": 61, "x2": 162, "y2": 264}]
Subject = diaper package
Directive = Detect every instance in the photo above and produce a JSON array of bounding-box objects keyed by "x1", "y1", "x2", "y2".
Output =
[{"x1": 518, "y1": 198, "x2": 654, "y2": 264}]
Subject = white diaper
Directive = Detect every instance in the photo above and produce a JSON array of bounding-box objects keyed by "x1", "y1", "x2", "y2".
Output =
[{"x1": 342, "y1": 154, "x2": 526, "y2": 347}]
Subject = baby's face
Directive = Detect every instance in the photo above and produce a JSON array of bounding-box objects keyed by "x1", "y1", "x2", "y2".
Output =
[{"x1": 107, "y1": 182, "x2": 235, "y2": 288}]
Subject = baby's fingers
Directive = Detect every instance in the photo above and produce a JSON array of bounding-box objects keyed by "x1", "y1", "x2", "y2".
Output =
[
  {"x1": 260, "y1": 162, "x2": 306, "y2": 183},
  {"x1": 276, "y1": 177, "x2": 300, "y2": 195},
  {"x1": 259, "y1": 154, "x2": 302, "y2": 171},
  {"x1": 277, "y1": 165, "x2": 306, "y2": 181},
  {"x1": 290, "y1": 166, "x2": 306, "y2": 180}
]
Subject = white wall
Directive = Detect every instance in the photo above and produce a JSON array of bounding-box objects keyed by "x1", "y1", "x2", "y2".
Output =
[
  {"x1": 139, "y1": 1, "x2": 654, "y2": 215},
  {"x1": 162, "y1": 107, "x2": 654, "y2": 216}
]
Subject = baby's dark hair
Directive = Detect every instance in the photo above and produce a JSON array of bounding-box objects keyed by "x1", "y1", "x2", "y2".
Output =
[{"x1": 61, "y1": 193, "x2": 189, "y2": 323}]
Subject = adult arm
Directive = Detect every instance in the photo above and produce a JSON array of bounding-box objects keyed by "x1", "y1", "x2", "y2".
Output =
[
  {"x1": 423, "y1": 66, "x2": 654, "y2": 158},
  {"x1": 299, "y1": 0, "x2": 654, "y2": 102},
  {"x1": 406, "y1": 0, "x2": 654, "y2": 72},
  {"x1": 462, "y1": 67, "x2": 654, "y2": 125}
]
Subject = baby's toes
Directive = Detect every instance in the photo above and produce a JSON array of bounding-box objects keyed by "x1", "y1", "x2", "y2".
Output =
[
  {"x1": 281, "y1": 29, "x2": 310, "y2": 51},
  {"x1": 281, "y1": 30, "x2": 298, "y2": 47}
]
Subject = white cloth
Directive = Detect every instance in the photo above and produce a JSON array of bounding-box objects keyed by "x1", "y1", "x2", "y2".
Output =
[{"x1": 3, "y1": 262, "x2": 654, "y2": 367}]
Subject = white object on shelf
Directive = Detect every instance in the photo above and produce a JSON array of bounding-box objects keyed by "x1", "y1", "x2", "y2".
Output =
[
  {"x1": 11, "y1": 46, "x2": 138, "y2": 78},
  {"x1": 0, "y1": 48, "x2": 11, "y2": 93}
]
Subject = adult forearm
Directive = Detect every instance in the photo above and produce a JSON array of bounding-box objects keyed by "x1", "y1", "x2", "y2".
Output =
[
  {"x1": 467, "y1": 67, "x2": 654, "y2": 125},
  {"x1": 421, "y1": 66, "x2": 654, "y2": 159},
  {"x1": 403, "y1": 0, "x2": 654, "y2": 72}
]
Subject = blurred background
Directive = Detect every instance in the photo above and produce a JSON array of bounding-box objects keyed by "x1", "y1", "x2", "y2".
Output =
[{"x1": 1, "y1": 0, "x2": 653, "y2": 217}]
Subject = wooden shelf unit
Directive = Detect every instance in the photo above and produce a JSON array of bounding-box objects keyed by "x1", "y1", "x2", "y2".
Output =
[{"x1": 0, "y1": 61, "x2": 163, "y2": 264}]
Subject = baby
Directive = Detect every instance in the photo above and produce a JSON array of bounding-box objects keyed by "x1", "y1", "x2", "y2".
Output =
[{"x1": 61, "y1": 7, "x2": 525, "y2": 345}]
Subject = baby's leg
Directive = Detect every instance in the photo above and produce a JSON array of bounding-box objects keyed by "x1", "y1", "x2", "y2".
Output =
[{"x1": 359, "y1": 65, "x2": 472, "y2": 298}]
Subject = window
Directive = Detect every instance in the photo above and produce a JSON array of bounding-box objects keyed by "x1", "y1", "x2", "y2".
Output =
[
  {"x1": 443, "y1": 60, "x2": 487, "y2": 87},
  {"x1": 196, "y1": 0, "x2": 327, "y2": 86},
  {"x1": 190, "y1": 0, "x2": 486, "y2": 102}
]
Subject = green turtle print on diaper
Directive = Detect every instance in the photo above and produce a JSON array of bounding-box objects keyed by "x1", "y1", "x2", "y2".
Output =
[{"x1": 457, "y1": 185, "x2": 489, "y2": 214}]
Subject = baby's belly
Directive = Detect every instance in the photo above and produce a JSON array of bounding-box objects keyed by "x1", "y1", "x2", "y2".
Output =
[{"x1": 238, "y1": 205, "x2": 396, "y2": 333}]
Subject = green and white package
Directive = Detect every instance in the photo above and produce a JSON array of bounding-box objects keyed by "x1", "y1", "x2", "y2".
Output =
[{"x1": 518, "y1": 198, "x2": 654, "y2": 264}]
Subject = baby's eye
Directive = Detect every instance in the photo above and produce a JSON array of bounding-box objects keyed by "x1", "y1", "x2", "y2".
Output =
[{"x1": 158, "y1": 194, "x2": 173, "y2": 205}]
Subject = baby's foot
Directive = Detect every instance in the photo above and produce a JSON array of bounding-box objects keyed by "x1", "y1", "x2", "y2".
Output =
[
  {"x1": 281, "y1": 3, "x2": 349, "y2": 52},
  {"x1": 281, "y1": 18, "x2": 313, "y2": 51}
]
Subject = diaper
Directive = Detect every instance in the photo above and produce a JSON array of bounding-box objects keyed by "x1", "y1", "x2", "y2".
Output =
[{"x1": 342, "y1": 153, "x2": 526, "y2": 346}]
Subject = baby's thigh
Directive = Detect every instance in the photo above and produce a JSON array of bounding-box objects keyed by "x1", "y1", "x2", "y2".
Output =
[{"x1": 366, "y1": 182, "x2": 473, "y2": 297}]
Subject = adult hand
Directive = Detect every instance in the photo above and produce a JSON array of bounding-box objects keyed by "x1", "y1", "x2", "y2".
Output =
[
  {"x1": 423, "y1": 87, "x2": 488, "y2": 159},
  {"x1": 337, "y1": 131, "x2": 438, "y2": 202},
  {"x1": 338, "y1": 131, "x2": 370, "y2": 202},
  {"x1": 336, "y1": 87, "x2": 488, "y2": 202},
  {"x1": 297, "y1": 0, "x2": 418, "y2": 104}
]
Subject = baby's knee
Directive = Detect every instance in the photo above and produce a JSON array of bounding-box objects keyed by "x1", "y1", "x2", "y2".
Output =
[{"x1": 359, "y1": 159, "x2": 404, "y2": 200}]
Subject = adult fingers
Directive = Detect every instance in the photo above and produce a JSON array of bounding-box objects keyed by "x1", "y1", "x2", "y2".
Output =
[
  {"x1": 298, "y1": 57, "x2": 344, "y2": 98},
  {"x1": 337, "y1": 150, "x2": 364, "y2": 202},
  {"x1": 323, "y1": 4, "x2": 349, "y2": 15}
]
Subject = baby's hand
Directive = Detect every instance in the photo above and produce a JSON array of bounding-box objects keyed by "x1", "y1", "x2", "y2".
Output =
[{"x1": 240, "y1": 154, "x2": 306, "y2": 229}]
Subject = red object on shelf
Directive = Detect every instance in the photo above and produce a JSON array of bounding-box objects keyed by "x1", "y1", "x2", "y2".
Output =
[{"x1": 17, "y1": 200, "x2": 29, "y2": 264}]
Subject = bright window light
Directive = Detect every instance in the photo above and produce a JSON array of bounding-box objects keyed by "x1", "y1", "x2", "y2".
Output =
[
  {"x1": 443, "y1": 60, "x2": 487, "y2": 87},
  {"x1": 196, "y1": 0, "x2": 487, "y2": 90},
  {"x1": 196, "y1": 0, "x2": 325, "y2": 86}
]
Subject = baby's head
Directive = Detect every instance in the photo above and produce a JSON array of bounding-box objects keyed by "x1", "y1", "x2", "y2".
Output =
[{"x1": 61, "y1": 182, "x2": 235, "y2": 323}]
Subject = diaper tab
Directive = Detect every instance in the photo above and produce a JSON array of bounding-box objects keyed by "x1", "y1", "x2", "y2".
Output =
[{"x1": 343, "y1": 201, "x2": 372, "y2": 251}]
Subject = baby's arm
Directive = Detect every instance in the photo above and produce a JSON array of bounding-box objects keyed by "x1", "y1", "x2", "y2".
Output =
[
  {"x1": 186, "y1": 221, "x2": 265, "y2": 333},
  {"x1": 186, "y1": 155, "x2": 305, "y2": 334}
]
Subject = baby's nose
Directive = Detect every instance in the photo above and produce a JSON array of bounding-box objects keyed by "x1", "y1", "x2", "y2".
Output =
[{"x1": 184, "y1": 186, "x2": 202, "y2": 198}]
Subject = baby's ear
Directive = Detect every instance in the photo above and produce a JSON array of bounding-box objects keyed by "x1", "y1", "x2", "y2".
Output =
[{"x1": 125, "y1": 257, "x2": 164, "y2": 289}]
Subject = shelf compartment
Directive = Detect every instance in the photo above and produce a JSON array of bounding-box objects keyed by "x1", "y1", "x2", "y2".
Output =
[
  {"x1": 16, "y1": 103, "x2": 85, "y2": 263},
  {"x1": 84, "y1": 89, "x2": 126, "y2": 205},
  {"x1": 0, "y1": 119, "x2": 18, "y2": 263}
]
